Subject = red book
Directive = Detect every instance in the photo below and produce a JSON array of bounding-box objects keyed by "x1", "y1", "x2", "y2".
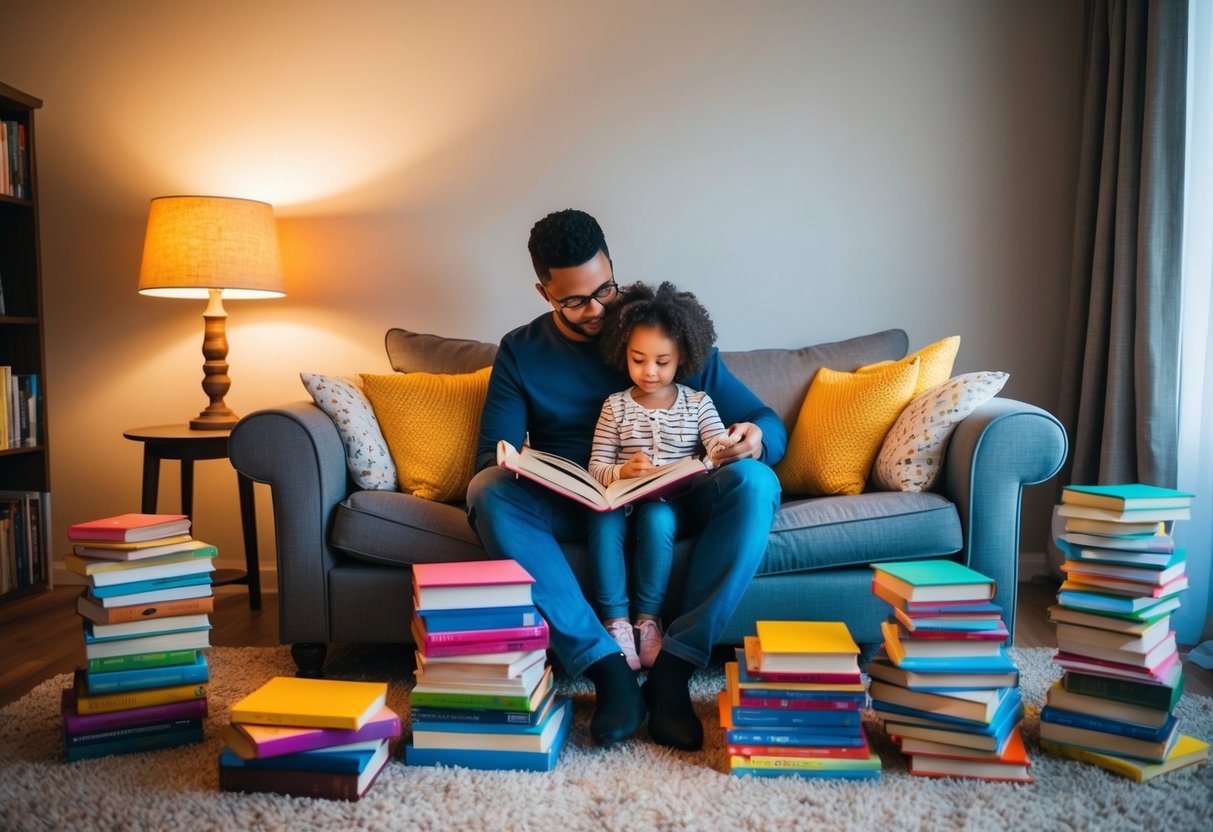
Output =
[
  {"x1": 412, "y1": 559, "x2": 535, "y2": 611},
  {"x1": 726, "y1": 740, "x2": 872, "y2": 759},
  {"x1": 890, "y1": 618, "x2": 1009, "y2": 641},
  {"x1": 1053, "y1": 648, "x2": 1179, "y2": 683},
  {"x1": 69, "y1": 513, "x2": 191, "y2": 543}
]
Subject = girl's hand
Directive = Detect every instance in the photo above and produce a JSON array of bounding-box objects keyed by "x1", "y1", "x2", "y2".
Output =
[{"x1": 620, "y1": 451, "x2": 655, "y2": 479}]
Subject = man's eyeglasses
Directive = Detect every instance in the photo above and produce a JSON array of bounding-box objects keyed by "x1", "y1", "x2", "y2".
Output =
[{"x1": 553, "y1": 280, "x2": 618, "y2": 311}]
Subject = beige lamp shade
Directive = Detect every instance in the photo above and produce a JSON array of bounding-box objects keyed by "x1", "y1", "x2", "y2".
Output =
[{"x1": 138, "y1": 196, "x2": 285, "y2": 298}]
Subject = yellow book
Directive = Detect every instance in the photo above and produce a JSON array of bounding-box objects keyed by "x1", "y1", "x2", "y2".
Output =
[
  {"x1": 1041, "y1": 734, "x2": 1208, "y2": 782},
  {"x1": 66, "y1": 542, "x2": 217, "y2": 576},
  {"x1": 230, "y1": 677, "x2": 388, "y2": 730},
  {"x1": 73, "y1": 668, "x2": 206, "y2": 715},
  {"x1": 753, "y1": 620, "x2": 860, "y2": 674}
]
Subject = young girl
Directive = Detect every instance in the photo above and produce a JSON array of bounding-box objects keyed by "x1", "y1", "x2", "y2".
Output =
[{"x1": 587, "y1": 281, "x2": 736, "y2": 670}]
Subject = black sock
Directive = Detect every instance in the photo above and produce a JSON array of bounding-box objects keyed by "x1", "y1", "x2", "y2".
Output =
[
  {"x1": 584, "y1": 652, "x2": 646, "y2": 747},
  {"x1": 642, "y1": 650, "x2": 703, "y2": 750}
]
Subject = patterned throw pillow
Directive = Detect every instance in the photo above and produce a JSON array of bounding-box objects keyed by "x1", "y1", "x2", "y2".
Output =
[
  {"x1": 872, "y1": 371, "x2": 1010, "y2": 492},
  {"x1": 857, "y1": 335, "x2": 961, "y2": 398},
  {"x1": 774, "y1": 358, "x2": 921, "y2": 496},
  {"x1": 360, "y1": 367, "x2": 492, "y2": 503},
  {"x1": 300, "y1": 372, "x2": 399, "y2": 491}
]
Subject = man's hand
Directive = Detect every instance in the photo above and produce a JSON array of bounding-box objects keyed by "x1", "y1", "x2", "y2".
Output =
[
  {"x1": 712, "y1": 423, "x2": 764, "y2": 465},
  {"x1": 620, "y1": 451, "x2": 655, "y2": 479}
]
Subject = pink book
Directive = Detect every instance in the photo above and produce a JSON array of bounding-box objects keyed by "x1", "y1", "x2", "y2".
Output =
[
  {"x1": 68, "y1": 513, "x2": 191, "y2": 543},
  {"x1": 220, "y1": 704, "x2": 401, "y2": 759},
  {"x1": 412, "y1": 615, "x2": 549, "y2": 648},
  {"x1": 412, "y1": 560, "x2": 535, "y2": 611},
  {"x1": 416, "y1": 633, "x2": 551, "y2": 658},
  {"x1": 60, "y1": 686, "x2": 208, "y2": 733},
  {"x1": 1053, "y1": 648, "x2": 1179, "y2": 683}
]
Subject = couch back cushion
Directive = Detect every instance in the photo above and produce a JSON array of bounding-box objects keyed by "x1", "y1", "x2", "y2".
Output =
[
  {"x1": 385, "y1": 328, "x2": 498, "y2": 373},
  {"x1": 721, "y1": 329, "x2": 909, "y2": 433}
]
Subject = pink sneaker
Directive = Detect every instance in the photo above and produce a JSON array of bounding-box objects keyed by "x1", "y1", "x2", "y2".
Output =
[
  {"x1": 607, "y1": 620, "x2": 640, "y2": 671},
  {"x1": 636, "y1": 619, "x2": 663, "y2": 668}
]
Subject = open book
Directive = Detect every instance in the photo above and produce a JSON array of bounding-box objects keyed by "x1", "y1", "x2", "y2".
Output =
[{"x1": 496, "y1": 440, "x2": 710, "y2": 511}]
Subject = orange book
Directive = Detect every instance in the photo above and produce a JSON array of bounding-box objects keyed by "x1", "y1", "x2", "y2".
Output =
[{"x1": 904, "y1": 725, "x2": 1033, "y2": 782}]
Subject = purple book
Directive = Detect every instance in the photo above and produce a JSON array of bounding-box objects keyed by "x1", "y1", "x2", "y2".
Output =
[
  {"x1": 220, "y1": 704, "x2": 402, "y2": 759},
  {"x1": 60, "y1": 686, "x2": 208, "y2": 733}
]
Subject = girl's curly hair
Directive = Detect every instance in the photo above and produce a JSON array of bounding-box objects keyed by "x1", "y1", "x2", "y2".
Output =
[{"x1": 599, "y1": 281, "x2": 717, "y2": 381}]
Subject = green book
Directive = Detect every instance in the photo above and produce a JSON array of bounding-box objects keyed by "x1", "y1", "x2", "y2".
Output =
[
  {"x1": 410, "y1": 668, "x2": 552, "y2": 712},
  {"x1": 87, "y1": 649, "x2": 199, "y2": 674},
  {"x1": 1061, "y1": 667, "x2": 1184, "y2": 712},
  {"x1": 871, "y1": 560, "x2": 995, "y2": 603}
]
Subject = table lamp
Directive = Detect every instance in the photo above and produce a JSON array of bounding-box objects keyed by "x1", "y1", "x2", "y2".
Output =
[{"x1": 138, "y1": 195, "x2": 286, "y2": 430}]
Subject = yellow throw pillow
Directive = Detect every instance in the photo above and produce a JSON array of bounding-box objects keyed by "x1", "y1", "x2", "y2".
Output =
[
  {"x1": 775, "y1": 357, "x2": 921, "y2": 496},
  {"x1": 857, "y1": 335, "x2": 960, "y2": 398},
  {"x1": 360, "y1": 367, "x2": 492, "y2": 502}
]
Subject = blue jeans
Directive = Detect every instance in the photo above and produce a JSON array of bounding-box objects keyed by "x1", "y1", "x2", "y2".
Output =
[
  {"x1": 587, "y1": 501, "x2": 677, "y2": 620},
  {"x1": 466, "y1": 459, "x2": 780, "y2": 672}
]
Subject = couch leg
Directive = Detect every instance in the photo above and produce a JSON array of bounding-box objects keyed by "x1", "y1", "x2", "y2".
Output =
[{"x1": 291, "y1": 643, "x2": 327, "y2": 678}]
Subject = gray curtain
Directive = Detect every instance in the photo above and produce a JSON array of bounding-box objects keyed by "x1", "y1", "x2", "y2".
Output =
[{"x1": 1055, "y1": 0, "x2": 1188, "y2": 492}]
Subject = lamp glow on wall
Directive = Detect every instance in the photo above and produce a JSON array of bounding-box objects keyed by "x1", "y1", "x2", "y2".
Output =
[{"x1": 138, "y1": 196, "x2": 286, "y2": 430}]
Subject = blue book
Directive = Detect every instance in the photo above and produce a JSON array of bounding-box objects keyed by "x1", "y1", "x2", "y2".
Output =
[
  {"x1": 64, "y1": 723, "x2": 203, "y2": 761},
  {"x1": 874, "y1": 688, "x2": 1023, "y2": 734},
  {"x1": 728, "y1": 706, "x2": 862, "y2": 728},
  {"x1": 412, "y1": 696, "x2": 567, "y2": 737},
  {"x1": 89, "y1": 572, "x2": 213, "y2": 599},
  {"x1": 1039, "y1": 706, "x2": 1178, "y2": 743},
  {"x1": 1057, "y1": 589, "x2": 1178, "y2": 615},
  {"x1": 404, "y1": 697, "x2": 572, "y2": 771},
  {"x1": 731, "y1": 766, "x2": 880, "y2": 781},
  {"x1": 409, "y1": 688, "x2": 557, "y2": 727},
  {"x1": 221, "y1": 742, "x2": 384, "y2": 774},
  {"x1": 1068, "y1": 548, "x2": 1186, "y2": 572},
  {"x1": 85, "y1": 653, "x2": 209, "y2": 693},
  {"x1": 884, "y1": 648, "x2": 1019, "y2": 674},
  {"x1": 725, "y1": 726, "x2": 866, "y2": 747},
  {"x1": 418, "y1": 605, "x2": 541, "y2": 633}
]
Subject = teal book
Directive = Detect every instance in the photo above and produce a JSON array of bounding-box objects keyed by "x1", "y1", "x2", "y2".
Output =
[
  {"x1": 884, "y1": 647, "x2": 1019, "y2": 674},
  {"x1": 64, "y1": 722, "x2": 203, "y2": 761},
  {"x1": 404, "y1": 697, "x2": 572, "y2": 771},
  {"x1": 84, "y1": 653, "x2": 209, "y2": 693},
  {"x1": 1063, "y1": 483, "x2": 1194, "y2": 511},
  {"x1": 871, "y1": 560, "x2": 995, "y2": 603},
  {"x1": 730, "y1": 765, "x2": 880, "y2": 781},
  {"x1": 418, "y1": 605, "x2": 541, "y2": 633},
  {"x1": 222, "y1": 741, "x2": 386, "y2": 774},
  {"x1": 1058, "y1": 589, "x2": 1179, "y2": 615},
  {"x1": 874, "y1": 688, "x2": 1023, "y2": 733},
  {"x1": 89, "y1": 572, "x2": 213, "y2": 599}
]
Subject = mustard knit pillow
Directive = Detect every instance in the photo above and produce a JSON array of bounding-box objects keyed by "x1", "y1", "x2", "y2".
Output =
[
  {"x1": 775, "y1": 358, "x2": 921, "y2": 496},
  {"x1": 360, "y1": 367, "x2": 491, "y2": 502},
  {"x1": 857, "y1": 335, "x2": 961, "y2": 398}
]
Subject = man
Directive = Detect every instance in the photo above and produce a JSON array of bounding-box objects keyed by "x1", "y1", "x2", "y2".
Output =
[{"x1": 467, "y1": 209, "x2": 785, "y2": 750}]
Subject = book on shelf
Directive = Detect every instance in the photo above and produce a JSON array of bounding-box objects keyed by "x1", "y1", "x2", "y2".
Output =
[
  {"x1": 1061, "y1": 667, "x2": 1184, "y2": 711},
  {"x1": 221, "y1": 704, "x2": 401, "y2": 760},
  {"x1": 749, "y1": 620, "x2": 861, "y2": 675},
  {"x1": 411, "y1": 696, "x2": 570, "y2": 753},
  {"x1": 65, "y1": 542, "x2": 216, "y2": 576},
  {"x1": 1038, "y1": 712, "x2": 1180, "y2": 762},
  {"x1": 230, "y1": 677, "x2": 388, "y2": 731},
  {"x1": 87, "y1": 648, "x2": 200, "y2": 674},
  {"x1": 412, "y1": 559, "x2": 535, "y2": 611},
  {"x1": 76, "y1": 590, "x2": 214, "y2": 625},
  {"x1": 219, "y1": 742, "x2": 390, "y2": 801},
  {"x1": 221, "y1": 739, "x2": 388, "y2": 774},
  {"x1": 1040, "y1": 734, "x2": 1209, "y2": 782},
  {"x1": 869, "y1": 680, "x2": 1015, "y2": 724},
  {"x1": 86, "y1": 582, "x2": 213, "y2": 608},
  {"x1": 1062, "y1": 482, "x2": 1194, "y2": 512},
  {"x1": 60, "y1": 686, "x2": 208, "y2": 734},
  {"x1": 84, "y1": 652, "x2": 209, "y2": 694},
  {"x1": 417, "y1": 604, "x2": 541, "y2": 633},
  {"x1": 85, "y1": 612, "x2": 212, "y2": 641},
  {"x1": 64, "y1": 720, "x2": 204, "y2": 762},
  {"x1": 72, "y1": 534, "x2": 196, "y2": 561},
  {"x1": 83, "y1": 626, "x2": 211, "y2": 661},
  {"x1": 410, "y1": 616, "x2": 550, "y2": 657},
  {"x1": 410, "y1": 666, "x2": 554, "y2": 712},
  {"x1": 496, "y1": 438, "x2": 709, "y2": 511},
  {"x1": 404, "y1": 699, "x2": 572, "y2": 772},
  {"x1": 905, "y1": 726, "x2": 1032, "y2": 783},
  {"x1": 866, "y1": 654, "x2": 1019, "y2": 691},
  {"x1": 1063, "y1": 515, "x2": 1164, "y2": 536},
  {"x1": 1044, "y1": 681, "x2": 1172, "y2": 729},
  {"x1": 1053, "y1": 618, "x2": 1172, "y2": 654},
  {"x1": 71, "y1": 668, "x2": 207, "y2": 715},
  {"x1": 68, "y1": 513, "x2": 191, "y2": 543},
  {"x1": 1060, "y1": 554, "x2": 1186, "y2": 586},
  {"x1": 870, "y1": 560, "x2": 996, "y2": 604},
  {"x1": 409, "y1": 687, "x2": 559, "y2": 727},
  {"x1": 1057, "y1": 502, "x2": 1191, "y2": 523},
  {"x1": 416, "y1": 647, "x2": 547, "y2": 679}
]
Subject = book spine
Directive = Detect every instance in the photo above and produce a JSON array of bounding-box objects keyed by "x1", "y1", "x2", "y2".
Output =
[
  {"x1": 418, "y1": 621, "x2": 548, "y2": 646},
  {"x1": 64, "y1": 725, "x2": 204, "y2": 761},
  {"x1": 408, "y1": 705, "x2": 546, "y2": 726},
  {"x1": 64, "y1": 717, "x2": 203, "y2": 747},
  {"x1": 84, "y1": 657, "x2": 209, "y2": 694},
  {"x1": 725, "y1": 728, "x2": 866, "y2": 747},
  {"x1": 737, "y1": 694, "x2": 864, "y2": 710},
  {"x1": 79, "y1": 595, "x2": 215, "y2": 624},
  {"x1": 1038, "y1": 706, "x2": 1174, "y2": 742},
  {"x1": 730, "y1": 707, "x2": 862, "y2": 727},
  {"x1": 222, "y1": 716, "x2": 402, "y2": 759},
  {"x1": 417, "y1": 634, "x2": 550, "y2": 658},
  {"x1": 61, "y1": 692, "x2": 208, "y2": 734},
  {"x1": 219, "y1": 762, "x2": 373, "y2": 800},
  {"x1": 1061, "y1": 670, "x2": 1182, "y2": 711},
  {"x1": 419, "y1": 606, "x2": 541, "y2": 633},
  {"x1": 75, "y1": 682, "x2": 207, "y2": 715},
  {"x1": 87, "y1": 649, "x2": 199, "y2": 673},
  {"x1": 409, "y1": 689, "x2": 537, "y2": 711},
  {"x1": 727, "y1": 742, "x2": 872, "y2": 759}
]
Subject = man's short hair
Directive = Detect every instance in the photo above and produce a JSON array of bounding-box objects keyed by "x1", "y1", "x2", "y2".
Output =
[{"x1": 527, "y1": 209, "x2": 610, "y2": 282}]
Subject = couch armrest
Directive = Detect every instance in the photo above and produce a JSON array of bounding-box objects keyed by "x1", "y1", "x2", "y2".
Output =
[
  {"x1": 940, "y1": 397, "x2": 1068, "y2": 641},
  {"x1": 229, "y1": 401, "x2": 353, "y2": 645}
]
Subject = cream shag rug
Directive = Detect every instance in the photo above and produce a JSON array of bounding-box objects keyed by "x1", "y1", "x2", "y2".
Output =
[{"x1": 1, "y1": 646, "x2": 1210, "y2": 832}]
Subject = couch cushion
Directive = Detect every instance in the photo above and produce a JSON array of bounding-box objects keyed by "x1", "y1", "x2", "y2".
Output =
[
  {"x1": 332, "y1": 490, "x2": 487, "y2": 566},
  {"x1": 856, "y1": 334, "x2": 960, "y2": 398},
  {"x1": 385, "y1": 328, "x2": 498, "y2": 374},
  {"x1": 760, "y1": 491, "x2": 962, "y2": 575},
  {"x1": 721, "y1": 329, "x2": 908, "y2": 433},
  {"x1": 299, "y1": 372, "x2": 399, "y2": 491}
]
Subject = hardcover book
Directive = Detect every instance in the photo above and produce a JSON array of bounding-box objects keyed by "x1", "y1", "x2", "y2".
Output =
[
  {"x1": 86, "y1": 612, "x2": 213, "y2": 641},
  {"x1": 409, "y1": 688, "x2": 558, "y2": 727},
  {"x1": 83, "y1": 627, "x2": 211, "y2": 661},
  {"x1": 1038, "y1": 713, "x2": 1180, "y2": 763},
  {"x1": 76, "y1": 590, "x2": 214, "y2": 625},
  {"x1": 72, "y1": 534, "x2": 197, "y2": 561},
  {"x1": 222, "y1": 739, "x2": 387, "y2": 774},
  {"x1": 60, "y1": 686, "x2": 208, "y2": 734},
  {"x1": 866, "y1": 654, "x2": 1018, "y2": 691},
  {"x1": 1062, "y1": 483, "x2": 1194, "y2": 511},
  {"x1": 869, "y1": 679, "x2": 1014, "y2": 724},
  {"x1": 84, "y1": 652, "x2": 209, "y2": 694},
  {"x1": 1040, "y1": 734, "x2": 1209, "y2": 782},
  {"x1": 1058, "y1": 503, "x2": 1191, "y2": 523},
  {"x1": 221, "y1": 705, "x2": 401, "y2": 760},
  {"x1": 404, "y1": 697, "x2": 572, "y2": 772},
  {"x1": 905, "y1": 726, "x2": 1032, "y2": 783},
  {"x1": 411, "y1": 696, "x2": 570, "y2": 753},
  {"x1": 410, "y1": 667, "x2": 554, "y2": 712},
  {"x1": 497, "y1": 438, "x2": 709, "y2": 511},
  {"x1": 716, "y1": 691, "x2": 862, "y2": 729},
  {"x1": 418, "y1": 604, "x2": 541, "y2": 633},
  {"x1": 219, "y1": 742, "x2": 390, "y2": 800},
  {"x1": 416, "y1": 647, "x2": 547, "y2": 679},
  {"x1": 1061, "y1": 666, "x2": 1184, "y2": 711},
  {"x1": 411, "y1": 559, "x2": 535, "y2": 611},
  {"x1": 87, "y1": 648, "x2": 199, "y2": 674},
  {"x1": 751, "y1": 621, "x2": 860, "y2": 675},
  {"x1": 881, "y1": 620, "x2": 1004, "y2": 660},
  {"x1": 229, "y1": 677, "x2": 388, "y2": 730},
  {"x1": 65, "y1": 721, "x2": 204, "y2": 761},
  {"x1": 68, "y1": 513, "x2": 191, "y2": 543},
  {"x1": 870, "y1": 560, "x2": 996, "y2": 604},
  {"x1": 72, "y1": 669, "x2": 207, "y2": 715},
  {"x1": 83, "y1": 556, "x2": 215, "y2": 588},
  {"x1": 739, "y1": 643, "x2": 860, "y2": 685},
  {"x1": 410, "y1": 614, "x2": 549, "y2": 649},
  {"x1": 1045, "y1": 681, "x2": 1172, "y2": 729},
  {"x1": 89, "y1": 583, "x2": 213, "y2": 608}
]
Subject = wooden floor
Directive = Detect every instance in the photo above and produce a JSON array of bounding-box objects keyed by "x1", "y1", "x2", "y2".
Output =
[{"x1": 2, "y1": 578, "x2": 1209, "y2": 707}]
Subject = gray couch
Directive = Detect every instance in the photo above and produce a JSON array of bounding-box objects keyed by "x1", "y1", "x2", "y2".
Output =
[{"x1": 230, "y1": 327, "x2": 1067, "y2": 677}]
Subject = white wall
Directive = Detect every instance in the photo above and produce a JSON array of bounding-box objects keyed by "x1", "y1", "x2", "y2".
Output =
[{"x1": 0, "y1": 0, "x2": 1082, "y2": 584}]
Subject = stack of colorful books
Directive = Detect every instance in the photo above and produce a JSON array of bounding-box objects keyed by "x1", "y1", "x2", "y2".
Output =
[
  {"x1": 220, "y1": 677, "x2": 398, "y2": 800},
  {"x1": 1042, "y1": 482, "x2": 1209, "y2": 780},
  {"x1": 403, "y1": 559, "x2": 571, "y2": 772},
  {"x1": 718, "y1": 620, "x2": 881, "y2": 780},
  {"x1": 868, "y1": 559, "x2": 1032, "y2": 782},
  {"x1": 61, "y1": 513, "x2": 214, "y2": 761}
]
